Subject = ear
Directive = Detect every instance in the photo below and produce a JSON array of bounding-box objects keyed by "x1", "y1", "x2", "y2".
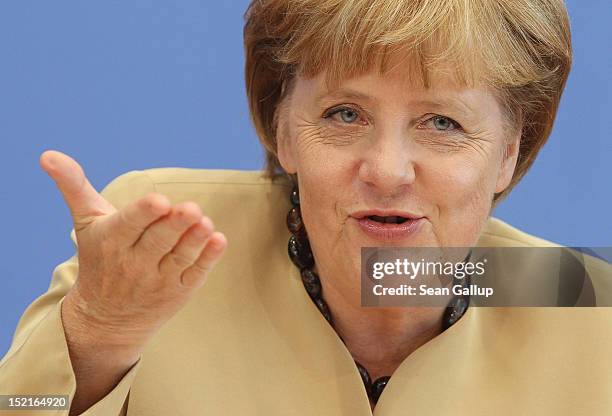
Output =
[
  {"x1": 275, "y1": 96, "x2": 298, "y2": 174},
  {"x1": 495, "y1": 129, "x2": 521, "y2": 194}
]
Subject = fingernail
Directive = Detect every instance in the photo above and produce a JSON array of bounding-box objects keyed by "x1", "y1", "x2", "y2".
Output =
[{"x1": 45, "y1": 153, "x2": 56, "y2": 170}]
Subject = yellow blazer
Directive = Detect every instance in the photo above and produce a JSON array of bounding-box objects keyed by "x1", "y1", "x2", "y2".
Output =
[{"x1": 1, "y1": 168, "x2": 611, "y2": 415}]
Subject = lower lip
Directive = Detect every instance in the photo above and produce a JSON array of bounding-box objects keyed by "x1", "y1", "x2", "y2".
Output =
[{"x1": 355, "y1": 217, "x2": 425, "y2": 242}]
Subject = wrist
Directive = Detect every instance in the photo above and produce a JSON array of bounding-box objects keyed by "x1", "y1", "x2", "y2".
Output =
[{"x1": 60, "y1": 291, "x2": 147, "y2": 367}]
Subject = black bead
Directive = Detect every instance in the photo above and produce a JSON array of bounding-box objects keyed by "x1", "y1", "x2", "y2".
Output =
[
  {"x1": 300, "y1": 268, "x2": 322, "y2": 299},
  {"x1": 287, "y1": 234, "x2": 314, "y2": 269},
  {"x1": 286, "y1": 206, "x2": 304, "y2": 234},
  {"x1": 442, "y1": 295, "x2": 469, "y2": 330},
  {"x1": 314, "y1": 297, "x2": 333, "y2": 324},
  {"x1": 294, "y1": 226, "x2": 308, "y2": 242},
  {"x1": 371, "y1": 376, "x2": 391, "y2": 404},
  {"x1": 355, "y1": 361, "x2": 372, "y2": 397},
  {"x1": 290, "y1": 186, "x2": 300, "y2": 207}
]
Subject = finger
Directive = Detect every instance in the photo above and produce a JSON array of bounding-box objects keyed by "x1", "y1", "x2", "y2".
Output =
[
  {"x1": 101, "y1": 192, "x2": 173, "y2": 247},
  {"x1": 133, "y1": 201, "x2": 203, "y2": 260},
  {"x1": 181, "y1": 231, "x2": 227, "y2": 288},
  {"x1": 158, "y1": 217, "x2": 214, "y2": 277},
  {"x1": 40, "y1": 150, "x2": 115, "y2": 227}
]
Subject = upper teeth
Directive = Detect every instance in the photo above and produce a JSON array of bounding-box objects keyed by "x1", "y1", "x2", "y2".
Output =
[{"x1": 369, "y1": 215, "x2": 407, "y2": 223}]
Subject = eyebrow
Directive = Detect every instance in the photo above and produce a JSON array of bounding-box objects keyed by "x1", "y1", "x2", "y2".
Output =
[
  {"x1": 412, "y1": 98, "x2": 476, "y2": 118},
  {"x1": 314, "y1": 88, "x2": 477, "y2": 118}
]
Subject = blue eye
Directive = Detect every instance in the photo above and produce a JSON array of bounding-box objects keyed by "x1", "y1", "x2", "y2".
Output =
[
  {"x1": 338, "y1": 109, "x2": 358, "y2": 123},
  {"x1": 430, "y1": 116, "x2": 458, "y2": 131},
  {"x1": 325, "y1": 107, "x2": 361, "y2": 124}
]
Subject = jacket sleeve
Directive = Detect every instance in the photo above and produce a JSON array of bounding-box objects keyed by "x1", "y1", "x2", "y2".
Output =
[{"x1": 0, "y1": 169, "x2": 156, "y2": 416}]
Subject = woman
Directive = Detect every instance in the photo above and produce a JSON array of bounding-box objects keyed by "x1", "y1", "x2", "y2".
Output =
[{"x1": 1, "y1": 0, "x2": 611, "y2": 415}]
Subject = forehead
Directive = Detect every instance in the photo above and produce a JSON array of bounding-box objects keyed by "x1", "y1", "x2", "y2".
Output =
[
  {"x1": 294, "y1": 59, "x2": 500, "y2": 118},
  {"x1": 297, "y1": 48, "x2": 498, "y2": 99}
]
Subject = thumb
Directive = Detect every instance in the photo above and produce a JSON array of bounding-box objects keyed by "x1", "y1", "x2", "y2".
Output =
[{"x1": 40, "y1": 150, "x2": 116, "y2": 227}]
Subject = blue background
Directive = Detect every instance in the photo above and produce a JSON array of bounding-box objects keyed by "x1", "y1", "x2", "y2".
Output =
[{"x1": 0, "y1": 1, "x2": 610, "y2": 356}]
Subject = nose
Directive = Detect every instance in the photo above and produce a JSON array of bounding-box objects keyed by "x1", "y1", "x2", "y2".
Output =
[{"x1": 358, "y1": 129, "x2": 416, "y2": 196}]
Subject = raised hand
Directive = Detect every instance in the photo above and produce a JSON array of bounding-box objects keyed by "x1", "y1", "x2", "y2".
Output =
[{"x1": 39, "y1": 150, "x2": 228, "y2": 414}]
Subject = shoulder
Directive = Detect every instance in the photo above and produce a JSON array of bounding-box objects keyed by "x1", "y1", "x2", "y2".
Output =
[
  {"x1": 478, "y1": 216, "x2": 559, "y2": 247},
  {"x1": 479, "y1": 217, "x2": 611, "y2": 306},
  {"x1": 143, "y1": 167, "x2": 287, "y2": 187},
  {"x1": 99, "y1": 167, "x2": 292, "y2": 209},
  {"x1": 102, "y1": 167, "x2": 291, "y2": 192}
]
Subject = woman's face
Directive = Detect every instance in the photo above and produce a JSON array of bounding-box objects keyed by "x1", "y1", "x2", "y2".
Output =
[{"x1": 277, "y1": 62, "x2": 520, "y2": 287}]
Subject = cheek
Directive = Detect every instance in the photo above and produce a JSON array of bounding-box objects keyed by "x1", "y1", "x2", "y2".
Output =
[
  {"x1": 293, "y1": 142, "x2": 365, "y2": 291},
  {"x1": 295, "y1": 145, "x2": 352, "y2": 217},
  {"x1": 292, "y1": 124, "x2": 359, "y2": 196},
  {"x1": 421, "y1": 150, "x2": 501, "y2": 243}
]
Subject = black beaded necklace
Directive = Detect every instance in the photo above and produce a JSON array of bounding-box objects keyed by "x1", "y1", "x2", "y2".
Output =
[{"x1": 286, "y1": 184, "x2": 471, "y2": 405}]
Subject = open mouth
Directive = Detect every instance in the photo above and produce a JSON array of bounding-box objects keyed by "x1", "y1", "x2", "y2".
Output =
[
  {"x1": 367, "y1": 215, "x2": 410, "y2": 224},
  {"x1": 355, "y1": 212, "x2": 424, "y2": 240}
]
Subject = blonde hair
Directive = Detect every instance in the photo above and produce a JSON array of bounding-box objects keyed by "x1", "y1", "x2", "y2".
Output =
[{"x1": 243, "y1": 0, "x2": 572, "y2": 203}]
